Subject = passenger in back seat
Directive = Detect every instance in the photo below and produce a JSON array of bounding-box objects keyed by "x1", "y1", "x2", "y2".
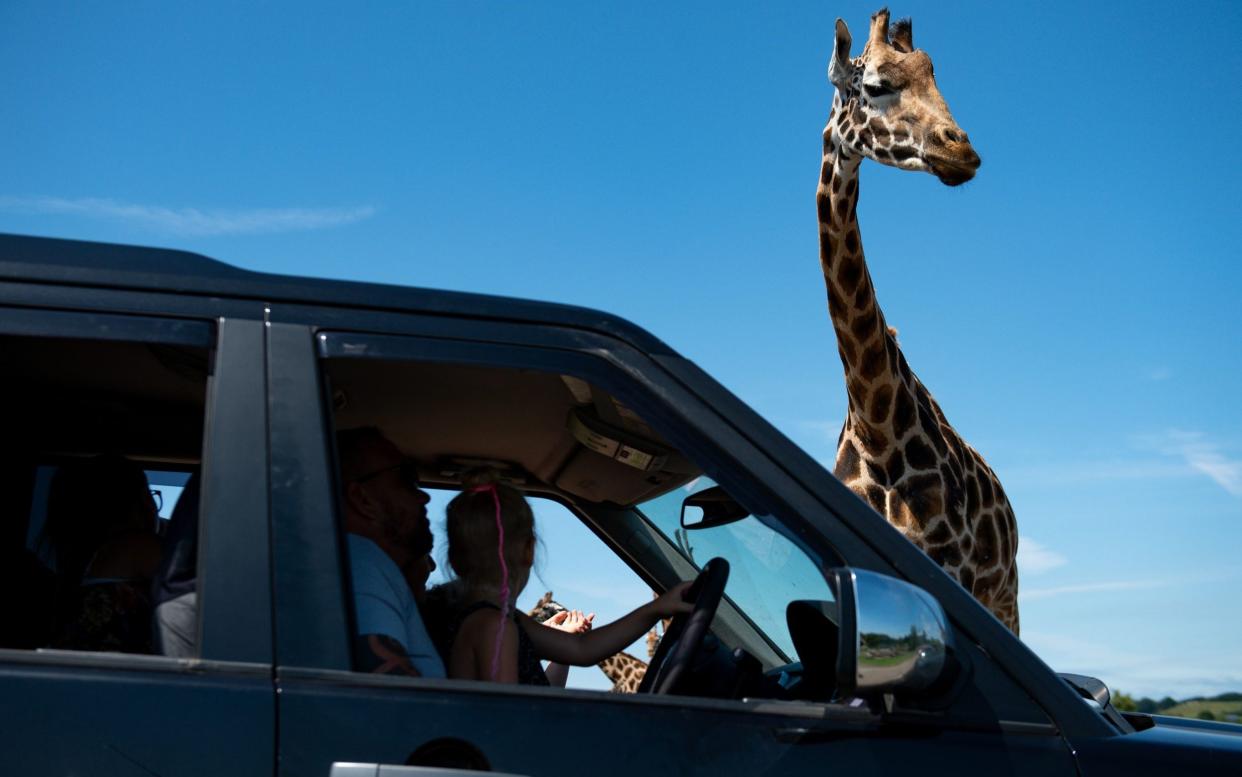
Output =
[
  {"x1": 0, "y1": 545, "x2": 56, "y2": 649},
  {"x1": 152, "y1": 472, "x2": 200, "y2": 657},
  {"x1": 46, "y1": 455, "x2": 161, "y2": 653}
]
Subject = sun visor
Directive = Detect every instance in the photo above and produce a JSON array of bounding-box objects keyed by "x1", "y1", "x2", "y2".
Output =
[
  {"x1": 567, "y1": 408, "x2": 669, "y2": 472},
  {"x1": 555, "y1": 405, "x2": 699, "y2": 506}
]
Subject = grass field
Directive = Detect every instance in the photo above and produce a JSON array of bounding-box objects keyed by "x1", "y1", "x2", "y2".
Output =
[{"x1": 1162, "y1": 699, "x2": 1242, "y2": 722}]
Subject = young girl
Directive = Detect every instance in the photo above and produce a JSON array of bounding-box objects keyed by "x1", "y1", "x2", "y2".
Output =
[{"x1": 445, "y1": 477, "x2": 692, "y2": 685}]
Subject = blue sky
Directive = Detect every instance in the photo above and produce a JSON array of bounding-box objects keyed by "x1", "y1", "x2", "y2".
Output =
[{"x1": 3, "y1": 1, "x2": 1240, "y2": 699}]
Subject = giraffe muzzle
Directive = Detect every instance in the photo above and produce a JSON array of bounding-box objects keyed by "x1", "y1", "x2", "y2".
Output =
[{"x1": 927, "y1": 147, "x2": 981, "y2": 186}]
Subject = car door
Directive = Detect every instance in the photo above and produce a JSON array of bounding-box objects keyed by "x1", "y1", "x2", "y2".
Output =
[
  {"x1": 0, "y1": 289, "x2": 275, "y2": 776},
  {"x1": 266, "y1": 301, "x2": 1086, "y2": 776}
]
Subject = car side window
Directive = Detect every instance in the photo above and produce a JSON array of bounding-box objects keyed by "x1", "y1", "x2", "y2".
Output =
[
  {"x1": 0, "y1": 329, "x2": 209, "y2": 658},
  {"x1": 322, "y1": 353, "x2": 839, "y2": 700},
  {"x1": 422, "y1": 490, "x2": 661, "y2": 692}
]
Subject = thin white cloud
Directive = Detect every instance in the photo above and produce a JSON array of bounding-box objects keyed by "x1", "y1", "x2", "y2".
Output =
[
  {"x1": 1016, "y1": 536, "x2": 1067, "y2": 575},
  {"x1": 1021, "y1": 565, "x2": 1239, "y2": 604},
  {"x1": 1023, "y1": 630, "x2": 1242, "y2": 699},
  {"x1": 1020, "y1": 578, "x2": 1164, "y2": 602},
  {"x1": 1147, "y1": 366, "x2": 1172, "y2": 381},
  {"x1": 0, "y1": 195, "x2": 375, "y2": 236},
  {"x1": 1142, "y1": 430, "x2": 1242, "y2": 498},
  {"x1": 803, "y1": 420, "x2": 1241, "y2": 502},
  {"x1": 1003, "y1": 459, "x2": 1193, "y2": 487}
]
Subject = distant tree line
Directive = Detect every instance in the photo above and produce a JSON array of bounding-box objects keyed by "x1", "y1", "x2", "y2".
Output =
[
  {"x1": 860, "y1": 626, "x2": 929, "y2": 653},
  {"x1": 1110, "y1": 692, "x2": 1176, "y2": 713},
  {"x1": 1112, "y1": 690, "x2": 1241, "y2": 721}
]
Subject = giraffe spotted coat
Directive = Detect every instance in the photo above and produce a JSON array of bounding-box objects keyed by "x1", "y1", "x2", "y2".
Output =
[{"x1": 816, "y1": 9, "x2": 1019, "y2": 632}]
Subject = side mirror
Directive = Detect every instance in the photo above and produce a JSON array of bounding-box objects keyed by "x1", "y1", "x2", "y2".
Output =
[
  {"x1": 829, "y1": 568, "x2": 956, "y2": 698},
  {"x1": 680, "y1": 485, "x2": 750, "y2": 530},
  {"x1": 1060, "y1": 673, "x2": 1136, "y2": 733}
]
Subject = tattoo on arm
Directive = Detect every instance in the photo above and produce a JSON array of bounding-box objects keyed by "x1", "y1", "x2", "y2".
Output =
[{"x1": 355, "y1": 634, "x2": 421, "y2": 676}]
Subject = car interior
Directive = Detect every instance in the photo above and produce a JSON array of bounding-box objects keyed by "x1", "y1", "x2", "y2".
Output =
[
  {"x1": 325, "y1": 356, "x2": 843, "y2": 702},
  {"x1": 0, "y1": 333, "x2": 207, "y2": 652},
  {"x1": 0, "y1": 330, "x2": 844, "y2": 704}
]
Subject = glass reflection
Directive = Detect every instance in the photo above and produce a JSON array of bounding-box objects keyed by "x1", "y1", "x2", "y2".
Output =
[{"x1": 852, "y1": 569, "x2": 949, "y2": 692}]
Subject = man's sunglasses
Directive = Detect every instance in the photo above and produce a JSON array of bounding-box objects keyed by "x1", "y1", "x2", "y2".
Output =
[{"x1": 353, "y1": 459, "x2": 423, "y2": 494}]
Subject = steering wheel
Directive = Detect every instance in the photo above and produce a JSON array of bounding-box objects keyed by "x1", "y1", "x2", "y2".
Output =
[{"x1": 637, "y1": 557, "x2": 730, "y2": 695}]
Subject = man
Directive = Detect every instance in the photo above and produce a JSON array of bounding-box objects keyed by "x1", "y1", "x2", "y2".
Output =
[{"x1": 337, "y1": 426, "x2": 445, "y2": 678}]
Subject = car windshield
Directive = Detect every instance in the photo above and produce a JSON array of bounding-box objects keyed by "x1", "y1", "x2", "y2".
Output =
[{"x1": 636, "y1": 477, "x2": 835, "y2": 662}]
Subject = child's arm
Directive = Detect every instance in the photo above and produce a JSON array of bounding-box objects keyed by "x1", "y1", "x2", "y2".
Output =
[
  {"x1": 544, "y1": 662, "x2": 570, "y2": 687},
  {"x1": 521, "y1": 582, "x2": 693, "y2": 666},
  {"x1": 542, "y1": 609, "x2": 592, "y2": 686}
]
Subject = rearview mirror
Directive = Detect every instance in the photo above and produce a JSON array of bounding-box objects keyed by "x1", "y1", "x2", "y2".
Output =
[
  {"x1": 829, "y1": 568, "x2": 956, "y2": 699},
  {"x1": 680, "y1": 485, "x2": 750, "y2": 530}
]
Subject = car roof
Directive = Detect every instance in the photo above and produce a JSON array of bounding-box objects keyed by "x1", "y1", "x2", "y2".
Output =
[{"x1": 0, "y1": 232, "x2": 675, "y2": 356}]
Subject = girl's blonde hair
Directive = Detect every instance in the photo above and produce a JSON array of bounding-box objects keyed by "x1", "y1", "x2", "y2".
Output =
[{"x1": 445, "y1": 471, "x2": 536, "y2": 600}]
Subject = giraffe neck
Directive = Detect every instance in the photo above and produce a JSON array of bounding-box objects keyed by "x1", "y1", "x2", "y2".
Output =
[
  {"x1": 598, "y1": 651, "x2": 647, "y2": 694},
  {"x1": 817, "y1": 102, "x2": 914, "y2": 454}
]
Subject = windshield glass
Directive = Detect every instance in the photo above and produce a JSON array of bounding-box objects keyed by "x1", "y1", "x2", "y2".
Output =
[{"x1": 637, "y1": 477, "x2": 835, "y2": 661}]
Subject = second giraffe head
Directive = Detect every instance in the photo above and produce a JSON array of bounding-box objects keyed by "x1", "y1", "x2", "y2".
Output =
[{"x1": 827, "y1": 8, "x2": 980, "y2": 186}]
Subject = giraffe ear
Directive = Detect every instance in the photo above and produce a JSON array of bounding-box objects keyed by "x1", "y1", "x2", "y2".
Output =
[
  {"x1": 868, "y1": 8, "x2": 891, "y2": 47},
  {"x1": 829, "y1": 18, "x2": 853, "y2": 89},
  {"x1": 890, "y1": 17, "x2": 914, "y2": 53}
]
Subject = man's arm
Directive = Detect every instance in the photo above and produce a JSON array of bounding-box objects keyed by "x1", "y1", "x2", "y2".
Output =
[{"x1": 355, "y1": 633, "x2": 421, "y2": 676}]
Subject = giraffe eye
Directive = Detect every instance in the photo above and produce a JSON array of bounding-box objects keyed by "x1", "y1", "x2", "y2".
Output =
[{"x1": 864, "y1": 83, "x2": 898, "y2": 99}]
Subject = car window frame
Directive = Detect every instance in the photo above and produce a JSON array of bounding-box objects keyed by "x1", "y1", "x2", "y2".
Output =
[
  {"x1": 261, "y1": 308, "x2": 1074, "y2": 734},
  {"x1": 0, "y1": 290, "x2": 274, "y2": 671}
]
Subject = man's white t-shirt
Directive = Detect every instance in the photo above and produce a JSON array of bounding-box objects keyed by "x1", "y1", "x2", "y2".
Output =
[{"x1": 347, "y1": 533, "x2": 446, "y2": 678}]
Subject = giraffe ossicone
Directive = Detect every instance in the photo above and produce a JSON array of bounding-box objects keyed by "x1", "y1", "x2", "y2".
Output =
[{"x1": 818, "y1": 9, "x2": 1019, "y2": 633}]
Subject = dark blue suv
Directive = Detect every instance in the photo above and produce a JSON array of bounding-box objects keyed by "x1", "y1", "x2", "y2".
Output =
[{"x1": 0, "y1": 233, "x2": 1238, "y2": 776}]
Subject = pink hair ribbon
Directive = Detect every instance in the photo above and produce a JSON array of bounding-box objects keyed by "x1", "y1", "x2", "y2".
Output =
[{"x1": 472, "y1": 484, "x2": 509, "y2": 681}]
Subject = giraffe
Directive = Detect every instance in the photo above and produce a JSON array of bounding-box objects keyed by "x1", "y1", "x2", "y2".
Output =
[
  {"x1": 528, "y1": 591, "x2": 658, "y2": 693},
  {"x1": 816, "y1": 9, "x2": 1019, "y2": 632},
  {"x1": 596, "y1": 651, "x2": 651, "y2": 695}
]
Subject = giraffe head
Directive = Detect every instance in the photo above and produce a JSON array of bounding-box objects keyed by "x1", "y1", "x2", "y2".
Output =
[
  {"x1": 528, "y1": 591, "x2": 565, "y2": 623},
  {"x1": 827, "y1": 8, "x2": 980, "y2": 186}
]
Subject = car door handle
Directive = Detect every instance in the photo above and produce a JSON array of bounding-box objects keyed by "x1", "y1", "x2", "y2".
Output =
[
  {"x1": 331, "y1": 762, "x2": 532, "y2": 777},
  {"x1": 773, "y1": 725, "x2": 870, "y2": 744}
]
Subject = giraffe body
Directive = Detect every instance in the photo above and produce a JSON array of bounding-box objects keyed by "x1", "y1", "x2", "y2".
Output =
[
  {"x1": 596, "y1": 651, "x2": 651, "y2": 695},
  {"x1": 817, "y1": 10, "x2": 1019, "y2": 632}
]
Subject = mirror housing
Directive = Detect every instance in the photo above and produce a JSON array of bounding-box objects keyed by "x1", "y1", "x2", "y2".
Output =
[
  {"x1": 1060, "y1": 673, "x2": 1136, "y2": 733},
  {"x1": 680, "y1": 485, "x2": 750, "y2": 530},
  {"x1": 829, "y1": 568, "x2": 956, "y2": 699}
]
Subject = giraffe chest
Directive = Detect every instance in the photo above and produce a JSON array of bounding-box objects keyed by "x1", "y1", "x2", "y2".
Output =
[
  {"x1": 835, "y1": 421, "x2": 966, "y2": 539},
  {"x1": 833, "y1": 420, "x2": 1017, "y2": 599}
]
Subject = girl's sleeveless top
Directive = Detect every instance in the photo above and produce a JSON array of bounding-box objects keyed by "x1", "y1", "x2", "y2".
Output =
[{"x1": 451, "y1": 601, "x2": 549, "y2": 686}]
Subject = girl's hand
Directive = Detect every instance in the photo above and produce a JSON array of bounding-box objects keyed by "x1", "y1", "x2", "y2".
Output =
[
  {"x1": 543, "y1": 610, "x2": 570, "y2": 629},
  {"x1": 652, "y1": 581, "x2": 695, "y2": 618},
  {"x1": 564, "y1": 610, "x2": 594, "y2": 633},
  {"x1": 544, "y1": 609, "x2": 595, "y2": 634}
]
